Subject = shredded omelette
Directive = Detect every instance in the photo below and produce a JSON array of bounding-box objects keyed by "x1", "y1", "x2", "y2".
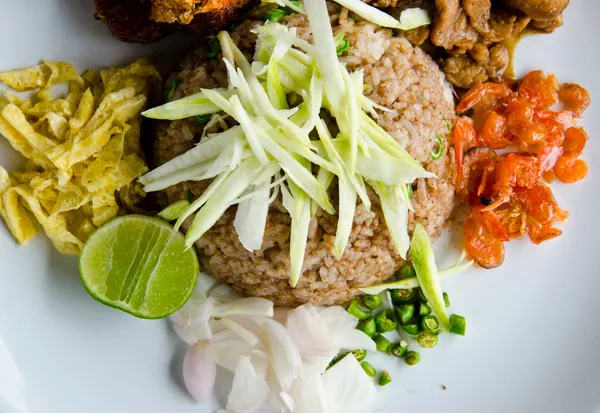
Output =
[{"x1": 0, "y1": 59, "x2": 160, "y2": 254}]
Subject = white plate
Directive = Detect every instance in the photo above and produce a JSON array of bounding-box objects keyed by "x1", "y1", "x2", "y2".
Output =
[{"x1": 1, "y1": 1, "x2": 599, "y2": 413}]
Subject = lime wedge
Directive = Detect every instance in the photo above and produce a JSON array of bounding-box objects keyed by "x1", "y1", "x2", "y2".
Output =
[{"x1": 79, "y1": 215, "x2": 199, "y2": 319}]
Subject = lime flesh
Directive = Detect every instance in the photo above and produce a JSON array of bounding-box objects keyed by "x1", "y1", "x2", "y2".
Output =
[{"x1": 79, "y1": 215, "x2": 199, "y2": 319}]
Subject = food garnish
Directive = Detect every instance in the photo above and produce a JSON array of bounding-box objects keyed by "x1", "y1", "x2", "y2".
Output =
[
  {"x1": 0, "y1": 60, "x2": 158, "y2": 253},
  {"x1": 140, "y1": 0, "x2": 434, "y2": 286},
  {"x1": 79, "y1": 215, "x2": 199, "y2": 318},
  {"x1": 454, "y1": 71, "x2": 591, "y2": 268}
]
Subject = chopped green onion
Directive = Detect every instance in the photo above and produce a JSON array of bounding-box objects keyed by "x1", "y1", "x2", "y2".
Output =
[
  {"x1": 157, "y1": 200, "x2": 190, "y2": 222},
  {"x1": 449, "y1": 314, "x2": 467, "y2": 336},
  {"x1": 420, "y1": 315, "x2": 440, "y2": 333},
  {"x1": 396, "y1": 263, "x2": 416, "y2": 280},
  {"x1": 351, "y1": 349, "x2": 367, "y2": 362},
  {"x1": 194, "y1": 114, "x2": 211, "y2": 125},
  {"x1": 336, "y1": 36, "x2": 350, "y2": 56},
  {"x1": 186, "y1": 190, "x2": 194, "y2": 204},
  {"x1": 207, "y1": 38, "x2": 221, "y2": 58},
  {"x1": 165, "y1": 79, "x2": 180, "y2": 102},
  {"x1": 378, "y1": 370, "x2": 392, "y2": 387},
  {"x1": 357, "y1": 317, "x2": 376, "y2": 338},
  {"x1": 390, "y1": 340, "x2": 409, "y2": 358},
  {"x1": 363, "y1": 294, "x2": 383, "y2": 311},
  {"x1": 374, "y1": 334, "x2": 393, "y2": 354},
  {"x1": 418, "y1": 301, "x2": 431, "y2": 316},
  {"x1": 375, "y1": 309, "x2": 397, "y2": 333},
  {"x1": 402, "y1": 323, "x2": 420, "y2": 336},
  {"x1": 265, "y1": 8, "x2": 288, "y2": 22},
  {"x1": 430, "y1": 135, "x2": 444, "y2": 160},
  {"x1": 155, "y1": 155, "x2": 162, "y2": 166},
  {"x1": 443, "y1": 292, "x2": 451, "y2": 308},
  {"x1": 347, "y1": 299, "x2": 371, "y2": 320},
  {"x1": 404, "y1": 351, "x2": 420, "y2": 366},
  {"x1": 395, "y1": 304, "x2": 415, "y2": 325},
  {"x1": 361, "y1": 361, "x2": 377, "y2": 378},
  {"x1": 442, "y1": 116, "x2": 451, "y2": 132},
  {"x1": 390, "y1": 289, "x2": 415, "y2": 305},
  {"x1": 417, "y1": 331, "x2": 438, "y2": 348},
  {"x1": 407, "y1": 184, "x2": 413, "y2": 199}
]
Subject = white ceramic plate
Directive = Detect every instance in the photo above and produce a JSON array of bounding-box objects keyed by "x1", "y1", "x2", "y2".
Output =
[{"x1": 1, "y1": 1, "x2": 599, "y2": 413}]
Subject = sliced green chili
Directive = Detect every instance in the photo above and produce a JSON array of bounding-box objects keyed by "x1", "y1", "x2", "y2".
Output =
[
  {"x1": 336, "y1": 36, "x2": 350, "y2": 56},
  {"x1": 186, "y1": 190, "x2": 194, "y2": 204},
  {"x1": 449, "y1": 314, "x2": 467, "y2": 336},
  {"x1": 404, "y1": 351, "x2": 420, "y2": 366},
  {"x1": 165, "y1": 79, "x2": 180, "y2": 102},
  {"x1": 347, "y1": 299, "x2": 371, "y2": 320},
  {"x1": 417, "y1": 331, "x2": 439, "y2": 348},
  {"x1": 402, "y1": 323, "x2": 420, "y2": 336},
  {"x1": 361, "y1": 361, "x2": 377, "y2": 378},
  {"x1": 396, "y1": 263, "x2": 416, "y2": 280},
  {"x1": 357, "y1": 317, "x2": 376, "y2": 338},
  {"x1": 395, "y1": 304, "x2": 414, "y2": 325},
  {"x1": 378, "y1": 370, "x2": 392, "y2": 386},
  {"x1": 390, "y1": 289, "x2": 415, "y2": 305},
  {"x1": 194, "y1": 114, "x2": 211, "y2": 125},
  {"x1": 417, "y1": 287, "x2": 428, "y2": 303},
  {"x1": 430, "y1": 135, "x2": 445, "y2": 160},
  {"x1": 419, "y1": 302, "x2": 432, "y2": 316},
  {"x1": 351, "y1": 349, "x2": 367, "y2": 362},
  {"x1": 363, "y1": 294, "x2": 383, "y2": 311},
  {"x1": 374, "y1": 334, "x2": 393, "y2": 354},
  {"x1": 390, "y1": 340, "x2": 409, "y2": 358},
  {"x1": 375, "y1": 309, "x2": 397, "y2": 333},
  {"x1": 207, "y1": 38, "x2": 221, "y2": 58},
  {"x1": 443, "y1": 292, "x2": 451, "y2": 308},
  {"x1": 420, "y1": 315, "x2": 440, "y2": 333}
]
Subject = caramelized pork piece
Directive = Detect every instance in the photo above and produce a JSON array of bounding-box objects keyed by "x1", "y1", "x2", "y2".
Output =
[{"x1": 502, "y1": 0, "x2": 569, "y2": 21}]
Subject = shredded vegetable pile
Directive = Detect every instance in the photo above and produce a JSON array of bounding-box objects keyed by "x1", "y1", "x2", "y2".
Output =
[
  {"x1": 0, "y1": 60, "x2": 159, "y2": 253},
  {"x1": 143, "y1": 0, "x2": 433, "y2": 286},
  {"x1": 453, "y1": 71, "x2": 591, "y2": 268}
]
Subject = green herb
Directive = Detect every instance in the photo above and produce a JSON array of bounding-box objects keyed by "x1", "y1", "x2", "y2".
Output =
[
  {"x1": 194, "y1": 114, "x2": 211, "y2": 125},
  {"x1": 407, "y1": 184, "x2": 413, "y2": 199},
  {"x1": 443, "y1": 292, "x2": 450, "y2": 308},
  {"x1": 186, "y1": 190, "x2": 194, "y2": 204},
  {"x1": 264, "y1": 8, "x2": 287, "y2": 22},
  {"x1": 420, "y1": 315, "x2": 440, "y2": 333},
  {"x1": 336, "y1": 36, "x2": 350, "y2": 56},
  {"x1": 390, "y1": 340, "x2": 409, "y2": 358},
  {"x1": 374, "y1": 334, "x2": 393, "y2": 354},
  {"x1": 357, "y1": 317, "x2": 376, "y2": 338},
  {"x1": 449, "y1": 314, "x2": 467, "y2": 336},
  {"x1": 430, "y1": 135, "x2": 445, "y2": 160},
  {"x1": 375, "y1": 309, "x2": 397, "y2": 333},
  {"x1": 442, "y1": 116, "x2": 451, "y2": 132},
  {"x1": 390, "y1": 288, "x2": 415, "y2": 305},
  {"x1": 402, "y1": 323, "x2": 420, "y2": 336},
  {"x1": 396, "y1": 264, "x2": 416, "y2": 280},
  {"x1": 165, "y1": 79, "x2": 180, "y2": 102},
  {"x1": 363, "y1": 294, "x2": 383, "y2": 311},
  {"x1": 361, "y1": 361, "x2": 377, "y2": 378},
  {"x1": 417, "y1": 331, "x2": 439, "y2": 348},
  {"x1": 404, "y1": 351, "x2": 420, "y2": 366},
  {"x1": 206, "y1": 38, "x2": 221, "y2": 58},
  {"x1": 378, "y1": 370, "x2": 392, "y2": 386},
  {"x1": 351, "y1": 349, "x2": 367, "y2": 362},
  {"x1": 395, "y1": 304, "x2": 414, "y2": 325},
  {"x1": 347, "y1": 299, "x2": 371, "y2": 320}
]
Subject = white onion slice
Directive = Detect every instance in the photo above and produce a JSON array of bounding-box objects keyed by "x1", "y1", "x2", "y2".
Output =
[
  {"x1": 183, "y1": 341, "x2": 216, "y2": 404},
  {"x1": 322, "y1": 354, "x2": 377, "y2": 413},
  {"x1": 262, "y1": 318, "x2": 302, "y2": 390},
  {"x1": 226, "y1": 356, "x2": 270, "y2": 413}
]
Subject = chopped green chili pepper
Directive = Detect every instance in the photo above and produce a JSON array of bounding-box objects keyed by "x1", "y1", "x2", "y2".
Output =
[
  {"x1": 194, "y1": 114, "x2": 211, "y2": 125},
  {"x1": 378, "y1": 370, "x2": 392, "y2": 386},
  {"x1": 375, "y1": 309, "x2": 397, "y2": 333},
  {"x1": 327, "y1": 354, "x2": 343, "y2": 369},
  {"x1": 357, "y1": 317, "x2": 376, "y2": 338},
  {"x1": 155, "y1": 154, "x2": 162, "y2": 166},
  {"x1": 430, "y1": 135, "x2": 445, "y2": 160},
  {"x1": 374, "y1": 334, "x2": 393, "y2": 354},
  {"x1": 396, "y1": 264, "x2": 416, "y2": 280},
  {"x1": 186, "y1": 190, "x2": 194, "y2": 204},
  {"x1": 442, "y1": 116, "x2": 451, "y2": 132},
  {"x1": 347, "y1": 299, "x2": 371, "y2": 320},
  {"x1": 207, "y1": 38, "x2": 221, "y2": 58},
  {"x1": 336, "y1": 36, "x2": 350, "y2": 56},
  {"x1": 404, "y1": 351, "x2": 420, "y2": 366},
  {"x1": 417, "y1": 331, "x2": 439, "y2": 348},
  {"x1": 165, "y1": 79, "x2": 180, "y2": 102},
  {"x1": 264, "y1": 8, "x2": 287, "y2": 22},
  {"x1": 351, "y1": 349, "x2": 367, "y2": 362},
  {"x1": 420, "y1": 315, "x2": 440, "y2": 333},
  {"x1": 402, "y1": 323, "x2": 420, "y2": 336},
  {"x1": 449, "y1": 314, "x2": 467, "y2": 336},
  {"x1": 390, "y1": 289, "x2": 415, "y2": 305},
  {"x1": 419, "y1": 302, "x2": 432, "y2": 316},
  {"x1": 443, "y1": 292, "x2": 451, "y2": 308},
  {"x1": 361, "y1": 361, "x2": 377, "y2": 378},
  {"x1": 390, "y1": 340, "x2": 409, "y2": 358},
  {"x1": 395, "y1": 304, "x2": 414, "y2": 325},
  {"x1": 417, "y1": 287, "x2": 428, "y2": 303},
  {"x1": 363, "y1": 294, "x2": 383, "y2": 311}
]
